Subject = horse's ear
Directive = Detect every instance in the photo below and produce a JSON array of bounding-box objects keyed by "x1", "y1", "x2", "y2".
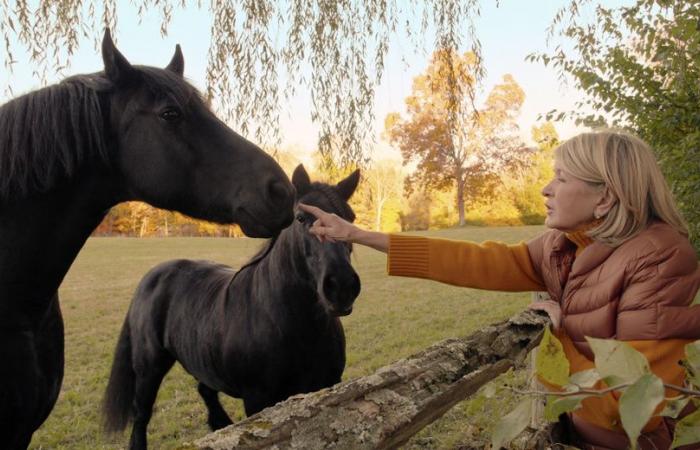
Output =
[
  {"x1": 336, "y1": 169, "x2": 360, "y2": 201},
  {"x1": 102, "y1": 28, "x2": 134, "y2": 84},
  {"x1": 166, "y1": 44, "x2": 184, "y2": 76},
  {"x1": 291, "y1": 164, "x2": 311, "y2": 197}
]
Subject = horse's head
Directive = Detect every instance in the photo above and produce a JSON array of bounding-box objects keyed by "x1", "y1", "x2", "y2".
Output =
[
  {"x1": 100, "y1": 30, "x2": 294, "y2": 237},
  {"x1": 291, "y1": 165, "x2": 361, "y2": 316}
]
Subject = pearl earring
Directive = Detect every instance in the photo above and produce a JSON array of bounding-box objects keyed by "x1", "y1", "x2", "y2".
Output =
[{"x1": 594, "y1": 212, "x2": 601, "y2": 219}]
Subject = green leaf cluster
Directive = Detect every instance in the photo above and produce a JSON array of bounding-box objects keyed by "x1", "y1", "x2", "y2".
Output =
[{"x1": 494, "y1": 330, "x2": 700, "y2": 449}]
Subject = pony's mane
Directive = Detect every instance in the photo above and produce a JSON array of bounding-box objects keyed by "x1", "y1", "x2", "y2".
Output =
[{"x1": 0, "y1": 66, "x2": 202, "y2": 203}]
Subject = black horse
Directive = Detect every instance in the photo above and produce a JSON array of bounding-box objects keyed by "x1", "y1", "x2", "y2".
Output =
[
  {"x1": 103, "y1": 165, "x2": 361, "y2": 450},
  {"x1": 0, "y1": 30, "x2": 295, "y2": 449}
]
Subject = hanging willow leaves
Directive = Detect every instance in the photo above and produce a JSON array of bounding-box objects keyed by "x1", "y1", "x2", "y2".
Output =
[{"x1": 1, "y1": 0, "x2": 488, "y2": 167}]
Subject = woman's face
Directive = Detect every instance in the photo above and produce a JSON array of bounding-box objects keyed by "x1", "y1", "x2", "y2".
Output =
[{"x1": 542, "y1": 159, "x2": 605, "y2": 232}]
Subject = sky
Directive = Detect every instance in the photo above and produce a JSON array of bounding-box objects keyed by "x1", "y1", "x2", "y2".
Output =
[{"x1": 0, "y1": 0, "x2": 629, "y2": 164}]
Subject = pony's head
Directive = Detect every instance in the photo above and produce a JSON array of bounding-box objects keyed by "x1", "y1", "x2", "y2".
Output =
[
  {"x1": 100, "y1": 30, "x2": 294, "y2": 237},
  {"x1": 291, "y1": 164, "x2": 361, "y2": 316}
]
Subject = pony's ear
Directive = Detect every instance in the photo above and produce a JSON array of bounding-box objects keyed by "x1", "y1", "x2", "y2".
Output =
[
  {"x1": 102, "y1": 28, "x2": 134, "y2": 84},
  {"x1": 291, "y1": 164, "x2": 311, "y2": 197},
  {"x1": 336, "y1": 169, "x2": 360, "y2": 201},
  {"x1": 166, "y1": 44, "x2": 184, "y2": 76}
]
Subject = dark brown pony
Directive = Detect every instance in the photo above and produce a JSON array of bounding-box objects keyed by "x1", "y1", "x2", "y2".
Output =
[
  {"x1": 103, "y1": 165, "x2": 361, "y2": 450},
  {"x1": 0, "y1": 30, "x2": 295, "y2": 449}
]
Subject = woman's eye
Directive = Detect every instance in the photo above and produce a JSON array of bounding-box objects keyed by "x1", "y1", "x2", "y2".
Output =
[
  {"x1": 296, "y1": 214, "x2": 305, "y2": 224},
  {"x1": 160, "y1": 108, "x2": 181, "y2": 122}
]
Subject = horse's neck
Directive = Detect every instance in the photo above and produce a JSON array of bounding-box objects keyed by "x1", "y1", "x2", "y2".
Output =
[
  {"x1": 0, "y1": 173, "x2": 119, "y2": 303},
  {"x1": 246, "y1": 232, "x2": 318, "y2": 308}
]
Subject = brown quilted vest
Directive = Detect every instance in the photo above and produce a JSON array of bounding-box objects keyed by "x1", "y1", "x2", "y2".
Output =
[{"x1": 527, "y1": 221, "x2": 700, "y2": 359}]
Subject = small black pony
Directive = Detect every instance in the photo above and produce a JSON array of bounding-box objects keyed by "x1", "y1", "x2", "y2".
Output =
[
  {"x1": 103, "y1": 165, "x2": 362, "y2": 450},
  {"x1": 0, "y1": 30, "x2": 295, "y2": 449}
]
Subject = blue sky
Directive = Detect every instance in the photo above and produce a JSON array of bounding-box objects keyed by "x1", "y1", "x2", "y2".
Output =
[{"x1": 0, "y1": 1, "x2": 629, "y2": 163}]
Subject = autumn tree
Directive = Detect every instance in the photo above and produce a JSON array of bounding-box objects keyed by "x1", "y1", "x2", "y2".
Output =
[
  {"x1": 359, "y1": 160, "x2": 404, "y2": 231},
  {"x1": 506, "y1": 122, "x2": 558, "y2": 224},
  {"x1": 94, "y1": 202, "x2": 243, "y2": 237},
  {"x1": 1, "y1": 0, "x2": 486, "y2": 168},
  {"x1": 531, "y1": 0, "x2": 700, "y2": 248},
  {"x1": 385, "y1": 49, "x2": 527, "y2": 226}
]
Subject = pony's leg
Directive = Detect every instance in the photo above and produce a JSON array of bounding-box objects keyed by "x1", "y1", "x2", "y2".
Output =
[
  {"x1": 242, "y1": 390, "x2": 275, "y2": 417},
  {"x1": 0, "y1": 295, "x2": 64, "y2": 450},
  {"x1": 197, "y1": 383, "x2": 233, "y2": 430},
  {"x1": 128, "y1": 357, "x2": 174, "y2": 450}
]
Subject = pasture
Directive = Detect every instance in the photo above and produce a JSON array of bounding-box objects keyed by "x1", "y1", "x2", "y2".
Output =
[{"x1": 31, "y1": 225, "x2": 545, "y2": 449}]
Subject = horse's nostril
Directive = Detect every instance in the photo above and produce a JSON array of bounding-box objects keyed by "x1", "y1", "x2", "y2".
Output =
[{"x1": 323, "y1": 275, "x2": 340, "y2": 296}]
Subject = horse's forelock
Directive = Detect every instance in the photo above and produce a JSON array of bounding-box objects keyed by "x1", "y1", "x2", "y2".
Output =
[
  {"x1": 137, "y1": 66, "x2": 204, "y2": 112},
  {"x1": 303, "y1": 183, "x2": 356, "y2": 223}
]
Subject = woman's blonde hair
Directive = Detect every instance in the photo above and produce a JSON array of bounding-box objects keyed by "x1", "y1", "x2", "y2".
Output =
[{"x1": 555, "y1": 130, "x2": 688, "y2": 246}]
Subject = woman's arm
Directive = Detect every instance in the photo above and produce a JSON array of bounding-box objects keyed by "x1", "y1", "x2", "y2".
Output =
[{"x1": 300, "y1": 203, "x2": 546, "y2": 292}]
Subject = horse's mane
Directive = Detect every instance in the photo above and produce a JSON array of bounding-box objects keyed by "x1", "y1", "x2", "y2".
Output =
[
  {"x1": 0, "y1": 74, "x2": 114, "y2": 202},
  {"x1": 0, "y1": 66, "x2": 200, "y2": 202}
]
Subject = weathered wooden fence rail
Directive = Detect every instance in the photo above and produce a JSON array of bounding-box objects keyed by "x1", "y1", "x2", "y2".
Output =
[{"x1": 190, "y1": 309, "x2": 551, "y2": 450}]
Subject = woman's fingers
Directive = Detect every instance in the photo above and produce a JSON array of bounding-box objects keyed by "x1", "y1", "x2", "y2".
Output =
[
  {"x1": 299, "y1": 203, "x2": 327, "y2": 219},
  {"x1": 299, "y1": 202, "x2": 350, "y2": 242}
]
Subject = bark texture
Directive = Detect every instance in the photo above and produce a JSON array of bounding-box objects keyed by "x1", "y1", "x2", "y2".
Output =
[{"x1": 192, "y1": 309, "x2": 550, "y2": 450}]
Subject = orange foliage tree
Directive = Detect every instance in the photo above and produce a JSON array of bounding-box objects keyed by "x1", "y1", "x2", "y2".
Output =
[{"x1": 385, "y1": 49, "x2": 529, "y2": 226}]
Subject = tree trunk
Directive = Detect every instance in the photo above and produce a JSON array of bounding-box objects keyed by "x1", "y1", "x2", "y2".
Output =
[
  {"x1": 456, "y1": 176, "x2": 465, "y2": 227},
  {"x1": 191, "y1": 309, "x2": 550, "y2": 450},
  {"x1": 374, "y1": 198, "x2": 386, "y2": 231}
]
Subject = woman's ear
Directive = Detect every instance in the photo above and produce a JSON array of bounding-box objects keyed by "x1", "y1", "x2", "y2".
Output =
[{"x1": 594, "y1": 186, "x2": 616, "y2": 219}]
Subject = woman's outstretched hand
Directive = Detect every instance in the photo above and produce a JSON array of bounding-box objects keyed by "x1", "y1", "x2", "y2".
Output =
[
  {"x1": 298, "y1": 203, "x2": 390, "y2": 252},
  {"x1": 298, "y1": 203, "x2": 358, "y2": 243},
  {"x1": 528, "y1": 300, "x2": 562, "y2": 330}
]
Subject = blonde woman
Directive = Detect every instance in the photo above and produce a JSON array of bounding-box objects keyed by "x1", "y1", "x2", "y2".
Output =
[{"x1": 299, "y1": 130, "x2": 700, "y2": 449}]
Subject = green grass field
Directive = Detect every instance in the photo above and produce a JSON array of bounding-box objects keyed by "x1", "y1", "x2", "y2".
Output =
[{"x1": 30, "y1": 225, "x2": 545, "y2": 449}]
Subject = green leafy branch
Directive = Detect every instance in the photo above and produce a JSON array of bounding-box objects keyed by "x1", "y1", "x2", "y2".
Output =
[{"x1": 492, "y1": 328, "x2": 700, "y2": 449}]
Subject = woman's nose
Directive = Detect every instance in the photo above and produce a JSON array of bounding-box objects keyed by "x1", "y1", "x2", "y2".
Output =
[{"x1": 541, "y1": 181, "x2": 553, "y2": 197}]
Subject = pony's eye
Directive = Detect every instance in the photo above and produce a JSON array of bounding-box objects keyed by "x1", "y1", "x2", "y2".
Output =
[
  {"x1": 296, "y1": 214, "x2": 305, "y2": 224},
  {"x1": 159, "y1": 107, "x2": 181, "y2": 122}
]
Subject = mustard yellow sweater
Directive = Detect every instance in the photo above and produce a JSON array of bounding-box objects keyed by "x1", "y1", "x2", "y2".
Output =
[{"x1": 387, "y1": 233, "x2": 690, "y2": 433}]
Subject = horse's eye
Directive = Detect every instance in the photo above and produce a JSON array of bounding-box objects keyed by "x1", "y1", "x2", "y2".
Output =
[
  {"x1": 296, "y1": 214, "x2": 305, "y2": 224},
  {"x1": 160, "y1": 107, "x2": 181, "y2": 122}
]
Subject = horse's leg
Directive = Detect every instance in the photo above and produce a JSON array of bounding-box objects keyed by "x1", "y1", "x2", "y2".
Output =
[
  {"x1": 35, "y1": 295, "x2": 65, "y2": 428},
  {"x1": 0, "y1": 294, "x2": 64, "y2": 450},
  {"x1": 197, "y1": 383, "x2": 233, "y2": 430},
  {"x1": 128, "y1": 356, "x2": 174, "y2": 450}
]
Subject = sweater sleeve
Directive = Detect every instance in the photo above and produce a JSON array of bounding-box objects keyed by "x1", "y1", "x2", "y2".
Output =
[{"x1": 387, "y1": 234, "x2": 545, "y2": 292}]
